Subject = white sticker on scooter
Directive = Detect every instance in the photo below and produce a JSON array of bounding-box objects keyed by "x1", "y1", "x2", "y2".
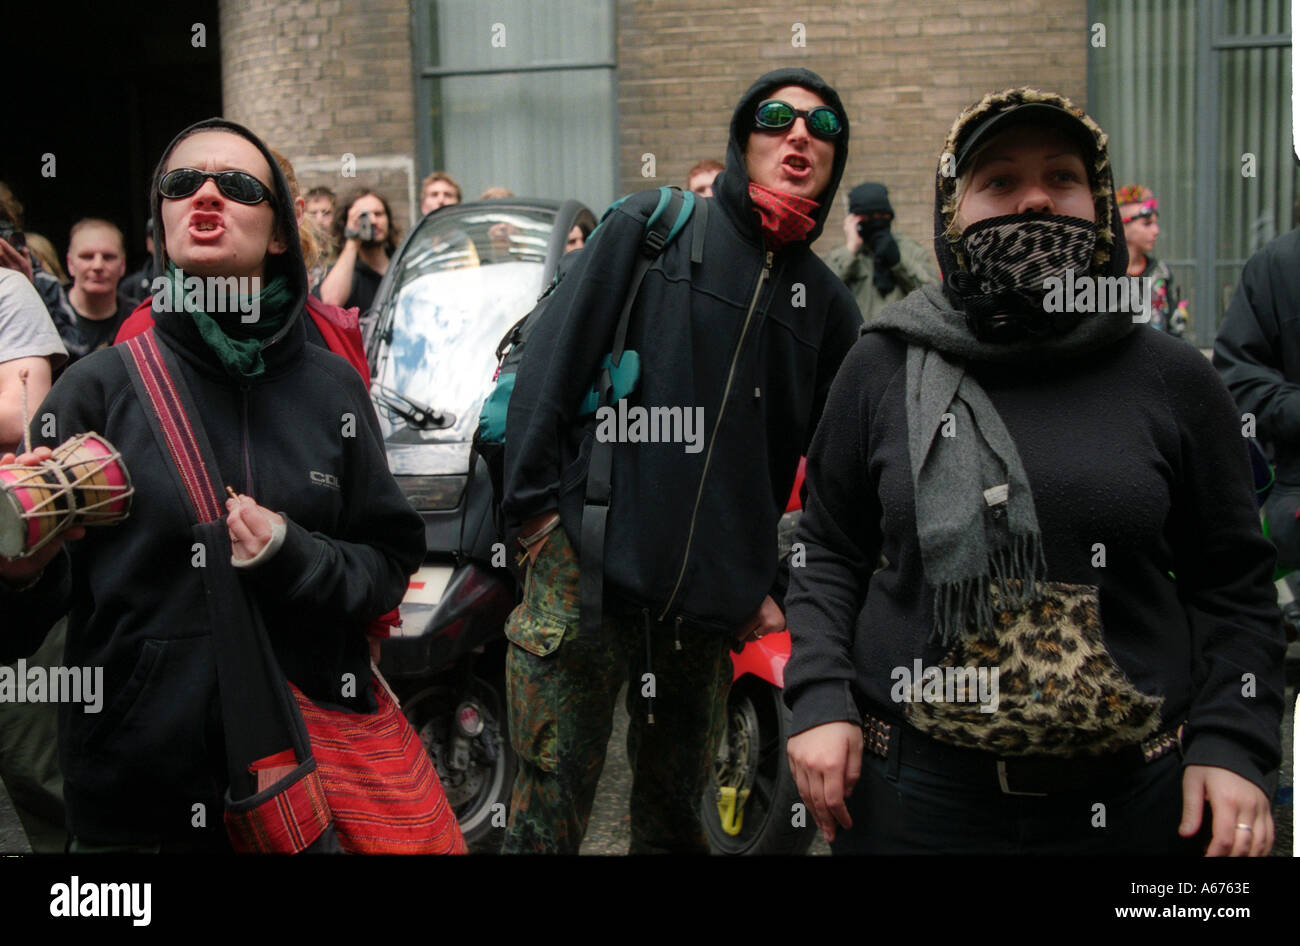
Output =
[{"x1": 404, "y1": 565, "x2": 455, "y2": 605}]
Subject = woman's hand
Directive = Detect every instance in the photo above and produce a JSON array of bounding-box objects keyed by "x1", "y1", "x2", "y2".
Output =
[
  {"x1": 225, "y1": 492, "x2": 285, "y2": 562},
  {"x1": 787, "y1": 720, "x2": 863, "y2": 843},
  {"x1": 0, "y1": 447, "x2": 86, "y2": 585},
  {"x1": 1180, "y1": 764, "x2": 1274, "y2": 856}
]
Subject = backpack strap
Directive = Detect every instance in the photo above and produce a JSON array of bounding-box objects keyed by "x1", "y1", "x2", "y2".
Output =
[
  {"x1": 580, "y1": 186, "x2": 690, "y2": 637},
  {"x1": 689, "y1": 194, "x2": 708, "y2": 264}
]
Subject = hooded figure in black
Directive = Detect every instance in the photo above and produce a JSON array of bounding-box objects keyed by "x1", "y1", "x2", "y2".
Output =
[
  {"x1": 824, "y1": 181, "x2": 939, "y2": 324},
  {"x1": 785, "y1": 89, "x2": 1283, "y2": 856},
  {"x1": 500, "y1": 68, "x2": 861, "y2": 853},
  {"x1": 0, "y1": 118, "x2": 425, "y2": 849}
]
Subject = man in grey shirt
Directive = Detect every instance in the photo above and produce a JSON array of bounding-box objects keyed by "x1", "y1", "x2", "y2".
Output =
[
  {"x1": 1, "y1": 267, "x2": 67, "y2": 452},
  {"x1": 0, "y1": 265, "x2": 68, "y2": 852}
]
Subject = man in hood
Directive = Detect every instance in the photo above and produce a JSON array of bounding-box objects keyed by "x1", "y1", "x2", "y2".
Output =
[
  {"x1": 500, "y1": 68, "x2": 861, "y2": 853},
  {"x1": 824, "y1": 181, "x2": 938, "y2": 325}
]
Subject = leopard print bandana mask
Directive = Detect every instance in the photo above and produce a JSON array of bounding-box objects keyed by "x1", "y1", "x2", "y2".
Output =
[{"x1": 953, "y1": 213, "x2": 1097, "y2": 341}]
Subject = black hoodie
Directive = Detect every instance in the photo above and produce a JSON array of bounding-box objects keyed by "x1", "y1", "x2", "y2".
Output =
[
  {"x1": 503, "y1": 68, "x2": 861, "y2": 632},
  {"x1": 0, "y1": 119, "x2": 426, "y2": 845}
]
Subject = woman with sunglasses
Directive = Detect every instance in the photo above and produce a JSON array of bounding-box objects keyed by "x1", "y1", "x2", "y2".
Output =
[
  {"x1": 0, "y1": 118, "x2": 425, "y2": 851},
  {"x1": 783, "y1": 89, "x2": 1283, "y2": 856}
]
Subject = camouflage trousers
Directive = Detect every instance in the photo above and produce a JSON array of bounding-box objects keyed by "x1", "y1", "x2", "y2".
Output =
[{"x1": 502, "y1": 527, "x2": 731, "y2": 854}]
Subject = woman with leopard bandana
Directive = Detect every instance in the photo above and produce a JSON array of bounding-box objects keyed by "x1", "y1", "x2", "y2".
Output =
[{"x1": 784, "y1": 89, "x2": 1284, "y2": 856}]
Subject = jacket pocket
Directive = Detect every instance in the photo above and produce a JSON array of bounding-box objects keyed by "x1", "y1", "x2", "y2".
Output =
[
  {"x1": 559, "y1": 426, "x2": 596, "y2": 494},
  {"x1": 504, "y1": 611, "x2": 562, "y2": 773},
  {"x1": 78, "y1": 638, "x2": 165, "y2": 748},
  {"x1": 503, "y1": 603, "x2": 569, "y2": 659},
  {"x1": 69, "y1": 635, "x2": 217, "y2": 822}
]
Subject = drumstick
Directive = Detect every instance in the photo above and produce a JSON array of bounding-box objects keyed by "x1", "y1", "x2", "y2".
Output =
[{"x1": 18, "y1": 368, "x2": 31, "y2": 455}]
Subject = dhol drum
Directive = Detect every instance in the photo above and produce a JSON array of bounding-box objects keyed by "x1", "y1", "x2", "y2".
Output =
[{"x1": 0, "y1": 432, "x2": 133, "y2": 559}]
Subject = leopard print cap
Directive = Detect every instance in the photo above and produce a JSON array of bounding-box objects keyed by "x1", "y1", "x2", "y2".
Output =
[{"x1": 933, "y1": 88, "x2": 1126, "y2": 286}]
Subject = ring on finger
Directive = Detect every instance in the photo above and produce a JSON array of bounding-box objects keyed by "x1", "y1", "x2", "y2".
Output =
[{"x1": 1235, "y1": 823, "x2": 1253, "y2": 832}]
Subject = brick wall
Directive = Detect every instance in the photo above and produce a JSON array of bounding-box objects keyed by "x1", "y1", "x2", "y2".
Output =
[
  {"x1": 214, "y1": 0, "x2": 1088, "y2": 257},
  {"x1": 219, "y1": 0, "x2": 418, "y2": 235},
  {"x1": 615, "y1": 0, "x2": 1089, "y2": 258}
]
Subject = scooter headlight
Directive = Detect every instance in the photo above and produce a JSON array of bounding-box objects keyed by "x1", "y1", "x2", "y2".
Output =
[{"x1": 396, "y1": 474, "x2": 467, "y2": 511}]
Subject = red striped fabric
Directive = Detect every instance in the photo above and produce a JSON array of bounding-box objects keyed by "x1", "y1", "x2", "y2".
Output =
[
  {"x1": 225, "y1": 767, "x2": 333, "y2": 853},
  {"x1": 293, "y1": 678, "x2": 467, "y2": 855}
]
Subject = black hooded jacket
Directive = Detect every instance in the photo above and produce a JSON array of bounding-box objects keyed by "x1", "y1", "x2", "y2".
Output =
[
  {"x1": 0, "y1": 119, "x2": 425, "y2": 845},
  {"x1": 502, "y1": 68, "x2": 861, "y2": 632}
]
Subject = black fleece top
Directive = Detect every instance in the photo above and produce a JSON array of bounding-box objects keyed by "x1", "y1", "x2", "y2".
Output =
[
  {"x1": 784, "y1": 322, "x2": 1285, "y2": 793},
  {"x1": 0, "y1": 305, "x2": 425, "y2": 845},
  {"x1": 502, "y1": 68, "x2": 860, "y2": 632},
  {"x1": 1214, "y1": 226, "x2": 1300, "y2": 487}
]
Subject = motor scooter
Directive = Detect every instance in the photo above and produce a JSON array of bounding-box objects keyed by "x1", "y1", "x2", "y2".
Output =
[{"x1": 367, "y1": 197, "x2": 597, "y2": 851}]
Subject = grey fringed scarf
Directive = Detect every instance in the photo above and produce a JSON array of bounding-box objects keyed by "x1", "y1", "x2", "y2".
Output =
[{"x1": 869, "y1": 284, "x2": 1137, "y2": 645}]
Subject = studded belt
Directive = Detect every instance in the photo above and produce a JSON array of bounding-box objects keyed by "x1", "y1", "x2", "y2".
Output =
[{"x1": 861, "y1": 713, "x2": 1183, "y2": 796}]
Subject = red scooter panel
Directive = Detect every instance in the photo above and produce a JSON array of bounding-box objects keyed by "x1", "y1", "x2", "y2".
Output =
[{"x1": 730, "y1": 629, "x2": 790, "y2": 687}]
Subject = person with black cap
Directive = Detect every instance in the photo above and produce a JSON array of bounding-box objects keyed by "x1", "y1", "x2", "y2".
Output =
[
  {"x1": 784, "y1": 88, "x2": 1282, "y2": 855},
  {"x1": 824, "y1": 181, "x2": 937, "y2": 325},
  {"x1": 0, "y1": 118, "x2": 426, "y2": 851},
  {"x1": 500, "y1": 68, "x2": 860, "y2": 853}
]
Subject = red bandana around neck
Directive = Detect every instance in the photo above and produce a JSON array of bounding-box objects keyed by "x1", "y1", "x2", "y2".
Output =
[{"x1": 748, "y1": 182, "x2": 820, "y2": 250}]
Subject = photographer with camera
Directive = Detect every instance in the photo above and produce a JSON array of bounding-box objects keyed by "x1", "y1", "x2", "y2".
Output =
[
  {"x1": 824, "y1": 181, "x2": 937, "y2": 325},
  {"x1": 318, "y1": 187, "x2": 399, "y2": 316}
]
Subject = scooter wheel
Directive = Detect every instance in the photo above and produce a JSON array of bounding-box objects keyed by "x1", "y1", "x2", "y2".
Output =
[
  {"x1": 702, "y1": 677, "x2": 815, "y2": 855},
  {"x1": 404, "y1": 675, "x2": 516, "y2": 854}
]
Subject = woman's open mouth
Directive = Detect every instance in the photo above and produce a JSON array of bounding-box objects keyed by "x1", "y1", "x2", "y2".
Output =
[{"x1": 189, "y1": 213, "x2": 225, "y2": 242}]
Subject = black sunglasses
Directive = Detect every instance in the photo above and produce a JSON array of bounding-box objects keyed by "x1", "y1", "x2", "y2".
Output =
[
  {"x1": 754, "y1": 99, "x2": 843, "y2": 139},
  {"x1": 159, "y1": 168, "x2": 272, "y2": 205}
]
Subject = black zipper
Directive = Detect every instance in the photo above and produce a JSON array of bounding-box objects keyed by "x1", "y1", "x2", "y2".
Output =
[
  {"x1": 240, "y1": 385, "x2": 253, "y2": 493},
  {"x1": 658, "y1": 249, "x2": 773, "y2": 622}
]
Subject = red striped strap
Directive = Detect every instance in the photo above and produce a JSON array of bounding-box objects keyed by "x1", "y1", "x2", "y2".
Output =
[{"x1": 123, "y1": 332, "x2": 225, "y2": 523}]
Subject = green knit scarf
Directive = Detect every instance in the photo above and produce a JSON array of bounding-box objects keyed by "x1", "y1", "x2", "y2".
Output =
[{"x1": 166, "y1": 262, "x2": 296, "y2": 380}]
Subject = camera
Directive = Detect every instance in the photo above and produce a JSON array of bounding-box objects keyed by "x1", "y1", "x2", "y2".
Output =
[
  {"x1": 856, "y1": 214, "x2": 892, "y2": 242},
  {"x1": 357, "y1": 211, "x2": 374, "y2": 243},
  {"x1": 0, "y1": 221, "x2": 26, "y2": 252}
]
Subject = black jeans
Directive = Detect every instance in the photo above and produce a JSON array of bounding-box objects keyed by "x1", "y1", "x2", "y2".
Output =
[{"x1": 830, "y1": 747, "x2": 1204, "y2": 855}]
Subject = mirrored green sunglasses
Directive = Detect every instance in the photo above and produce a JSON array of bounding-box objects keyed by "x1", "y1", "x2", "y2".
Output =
[{"x1": 753, "y1": 99, "x2": 843, "y2": 139}]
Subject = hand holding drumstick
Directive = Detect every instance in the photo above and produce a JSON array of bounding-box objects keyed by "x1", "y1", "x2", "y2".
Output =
[{"x1": 224, "y1": 486, "x2": 286, "y2": 562}]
